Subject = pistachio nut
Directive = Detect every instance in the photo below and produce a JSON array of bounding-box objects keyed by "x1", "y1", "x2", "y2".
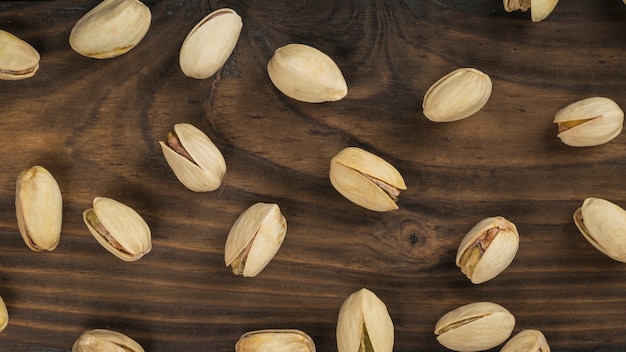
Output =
[
  {"x1": 435, "y1": 302, "x2": 515, "y2": 352},
  {"x1": 0, "y1": 297, "x2": 7, "y2": 333},
  {"x1": 15, "y1": 166, "x2": 62, "y2": 252},
  {"x1": 0, "y1": 29, "x2": 40, "y2": 80},
  {"x1": 500, "y1": 329, "x2": 550, "y2": 352},
  {"x1": 456, "y1": 216, "x2": 519, "y2": 284},
  {"x1": 267, "y1": 43, "x2": 348, "y2": 103},
  {"x1": 329, "y1": 147, "x2": 406, "y2": 212},
  {"x1": 179, "y1": 8, "x2": 243, "y2": 79},
  {"x1": 83, "y1": 197, "x2": 151, "y2": 261},
  {"x1": 336, "y1": 288, "x2": 394, "y2": 352},
  {"x1": 72, "y1": 329, "x2": 144, "y2": 352},
  {"x1": 159, "y1": 122, "x2": 226, "y2": 192},
  {"x1": 574, "y1": 197, "x2": 626, "y2": 262},
  {"x1": 553, "y1": 97, "x2": 624, "y2": 147},
  {"x1": 503, "y1": 0, "x2": 558, "y2": 22},
  {"x1": 224, "y1": 202, "x2": 287, "y2": 277},
  {"x1": 235, "y1": 329, "x2": 315, "y2": 352},
  {"x1": 69, "y1": 0, "x2": 151, "y2": 58}
]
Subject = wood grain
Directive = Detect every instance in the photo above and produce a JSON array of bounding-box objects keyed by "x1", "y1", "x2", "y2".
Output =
[{"x1": 1, "y1": 0, "x2": 625, "y2": 351}]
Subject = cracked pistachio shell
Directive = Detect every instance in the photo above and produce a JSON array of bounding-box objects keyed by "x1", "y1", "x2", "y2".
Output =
[
  {"x1": 69, "y1": 0, "x2": 151, "y2": 58},
  {"x1": 423, "y1": 68, "x2": 492, "y2": 122},
  {"x1": 329, "y1": 147, "x2": 406, "y2": 212},
  {"x1": 179, "y1": 8, "x2": 243, "y2": 79},
  {"x1": 0, "y1": 29, "x2": 40, "y2": 80},
  {"x1": 336, "y1": 288, "x2": 394, "y2": 352},
  {"x1": 574, "y1": 197, "x2": 626, "y2": 262},
  {"x1": 503, "y1": 0, "x2": 558, "y2": 22},
  {"x1": 72, "y1": 329, "x2": 144, "y2": 352},
  {"x1": 83, "y1": 197, "x2": 151, "y2": 262},
  {"x1": 225, "y1": 203, "x2": 287, "y2": 277},
  {"x1": 456, "y1": 216, "x2": 519, "y2": 284},
  {"x1": 435, "y1": 302, "x2": 515, "y2": 352},
  {"x1": 554, "y1": 97, "x2": 624, "y2": 147},
  {"x1": 159, "y1": 123, "x2": 226, "y2": 192},
  {"x1": 0, "y1": 297, "x2": 7, "y2": 333},
  {"x1": 236, "y1": 329, "x2": 316, "y2": 352},
  {"x1": 267, "y1": 43, "x2": 348, "y2": 103},
  {"x1": 15, "y1": 166, "x2": 62, "y2": 252},
  {"x1": 501, "y1": 329, "x2": 550, "y2": 352}
]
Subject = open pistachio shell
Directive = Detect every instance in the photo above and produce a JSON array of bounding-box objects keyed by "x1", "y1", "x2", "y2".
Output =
[
  {"x1": 554, "y1": 97, "x2": 624, "y2": 147},
  {"x1": 0, "y1": 297, "x2": 7, "y2": 333},
  {"x1": 500, "y1": 329, "x2": 550, "y2": 352},
  {"x1": 503, "y1": 0, "x2": 559, "y2": 22},
  {"x1": 574, "y1": 197, "x2": 626, "y2": 263},
  {"x1": 456, "y1": 216, "x2": 519, "y2": 284},
  {"x1": 336, "y1": 288, "x2": 394, "y2": 352},
  {"x1": 224, "y1": 203, "x2": 287, "y2": 277},
  {"x1": 15, "y1": 166, "x2": 62, "y2": 252},
  {"x1": 0, "y1": 29, "x2": 40, "y2": 80},
  {"x1": 236, "y1": 329, "x2": 316, "y2": 352},
  {"x1": 72, "y1": 329, "x2": 144, "y2": 352},
  {"x1": 83, "y1": 197, "x2": 151, "y2": 261}
]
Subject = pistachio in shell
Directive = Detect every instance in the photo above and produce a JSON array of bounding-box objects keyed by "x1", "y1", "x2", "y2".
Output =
[
  {"x1": 503, "y1": 0, "x2": 559, "y2": 22},
  {"x1": 0, "y1": 297, "x2": 7, "y2": 333},
  {"x1": 574, "y1": 197, "x2": 626, "y2": 263},
  {"x1": 235, "y1": 329, "x2": 315, "y2": 352},
  {"x1": 0, "y1": 29, "x2": 40, "y2": 80},
  {"x1": 500, "y1": 329, "x2": 550, "y2": 352},
  {"x1": 72, "y1": 329, "x2": 144, "y2": 352},
  {"x1": 554, "y1": 97, "x2": 624, "y2": 147}
]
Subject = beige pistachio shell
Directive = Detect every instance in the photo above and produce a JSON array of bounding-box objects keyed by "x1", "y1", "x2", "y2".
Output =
[
  {"x1": 500, "y1": 329, "x2": 550, "y2": 352},
  {"x1": 435, "y1": 302, "x2": 515, "y2": 352},
  {"x1": 179, "y1": 8, "x2": 243, "y2": 79},
  {"x1": 329, "y1": 147, "x2": 406, "y2": 212},
  {"x1": 336, "y1": 288, "x2": 394, "y2": 352},
  {"x1": 574, "y1": 197, "x2": 626, "y2": 262},
  {"x1": 69, "y1": 0, "x2": 151, "y2": 58},
  {"x1": 15, "y1": 166, "x2": 62, "y2": 252},
  {"x1": 554, "y1": 97, "x2": 624, "y2": 147},
  {"x1": 503, "y1": 0, "x2": 558, "y2": 22},
  {"x1": 0, "y1": 29, "x2": 40, "y2": 80},
  {"x1": 72, "y1": 329, "x2": 144, "y2": 352},
  {"x1": 0, "y1": 297, "x2": 7, "y2": 333},
  {"x1": 422, "y1": 67, "x2": 492, "y2": 122},
  {"x1": 236, "y1": 329, "x2": 315, "y2": 352},
  {"x1": 83, "y1": 197, "x2": 151, "y2": 261},
  {"x1": 267, "y1": 43, "x2": 348, "y2": 103},
  {"x1": 224, "y1": 203, "x2": 287, "y2": 277},
  {"x1": 159, "y1": 122, "x2": 226, "y2": 192},
  {"x1": 456, "y1": 216, "x2": 519, "y2": 284}
]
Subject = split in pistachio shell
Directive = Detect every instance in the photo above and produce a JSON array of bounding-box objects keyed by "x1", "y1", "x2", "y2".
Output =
[
  {"x1": 69, "y1": 0, "x2": 151, "y2": 58},
  {"x1": 235, "y1": 329, "x2": 316, "y2": 352},
  {"x1": 0, "y1": 297, "x2": 7, "y2": 333},
  {"x1": 329, "y1": 147, "x2": 406, "y2": 212},
  {"x1": 554, "y1": 97, "x2": 624, "y2": 147},
  {"x1": 574, "y1": 197, "x2": 626, "y2": 263},
  {"x1": 500, "y1": 329, "x2": 550, "y2": 352},
  {"x1": 456, "y1": 216, "x2": 519, "y2": 284},
  {"x1": 159, "y1": 122, "x2": 226, "y2": 192},
  {"x1": 336, "y1": 288, "x2": 394, "y2": 352},
  {"x1": 15, "y1": 166, "x2": 62, "y2": 252},
  {"x1": 83, "y1": 197, "x2": 151, "y2": 261},
  {"x1": 179, "y1": 8, "x2": 243, "y2": 79},
  {"x1": 224, "y1": 203, "x2": 287, "y2": 277},
  {"x1": 503, "y1": 0, "x2": 559, "y2": 22},
  {"x1": 72, "y1": 329, "x2": 144, "y2": 352},
  {"x1": 0, "y1": 29, "x2": 40, "y2": 80},
  {"x1": 435, "y1": 301, "x2": 515, "y2": 352},
  {"x1": 267, "y1": 43, "x2": 348, "y2": 103}
]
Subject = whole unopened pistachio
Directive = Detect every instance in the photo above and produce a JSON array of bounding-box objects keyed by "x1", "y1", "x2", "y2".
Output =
[
  {"x1": 267, "y1": 43, "x2": 348, "y2": 103},
  {"x1": 159, "y1": 123, "x2": 226, "y2": 192},
  {"x1": 15, "y1": 166, "x2": 62, "y2": 252},
  {"x1": 503, "y1": 0, "x2": 559, "y2": 22},
  {"x1": 554, "y1": 97, "x2": 624, "y2": 147},
  {"x1": 435, "y1": 302, "x2": 515, "y2": 352},
  {"x1": 225, "y1": 202, "x2": 287, "y2": 277},
  {"x1": 0, "y1": 297, "x2": 7, "y2": 333},
  {"x1": 0, "y1": 29, "x2": 40, "y2": 80},
  {"x1": 501, "y1": 329, "x2": 550, "y2": 352},
  {"x1": 72, "y1": 329, "x2": 144, "y2": 352},
  {"x1": 329, "y1": 147, "x2": 406, "y2": 212},
  {"x1": 456, "y1": 216, "x2": 519, "y2": 284},
  {"x1": 236, "y1": 329, "x2": 315, "y2": 352},
  {"x1": 422, "y1": 68, "x2": 492, "y2": 122},
  {"x1": 69, "y1": 0, "x2": 151, "y2": 58},
  {"x1": 179, "y1": 8, "x2": 243, "y2": 79},
  {"x1": 336, "y1": 288, "x2": 394, "y2": 352},
  {"x1": 83, "y1": 197, "x2": 151, "y2": 261},
  {"x1": 574, "y1": 197, "x2": 626, "y2": 263}
]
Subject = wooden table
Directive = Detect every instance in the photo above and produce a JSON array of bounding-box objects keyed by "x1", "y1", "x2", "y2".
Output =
[{"x1": 1, "y1": 1, "x2": 625, "y2": 351}]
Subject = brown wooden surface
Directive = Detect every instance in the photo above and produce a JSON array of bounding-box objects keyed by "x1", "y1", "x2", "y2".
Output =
[{"x1": 1, "y1": 0, "x2": 626, "y2": 351}]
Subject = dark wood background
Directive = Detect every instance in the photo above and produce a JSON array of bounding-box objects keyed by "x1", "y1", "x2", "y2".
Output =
[{"x1": 1, "y1": 0, "x2": 626, "y2": 351}]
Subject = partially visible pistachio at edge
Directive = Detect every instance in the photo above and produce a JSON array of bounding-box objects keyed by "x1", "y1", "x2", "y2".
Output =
[
  {"x1": 500, "y1": 329, "x2": 550, "y2": 352},
  {"x1": 72, "y1": 329, "x2": 144, "y2": 352},
  {"x1": 503, "y1": 0, "x2": 559, "y2": 22},
  {"x1": 0, "y1": 297, "x2": 8, "y2": 333},
  {"x1": 0, "y1": 29, "x2": 40, "y2": 80},
  {"x1": 235, "y1": 329, "x2": 316, "y2": 352},
  {"x1": 574, "y1": 197, "x2": 626, "y2": 263}
]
